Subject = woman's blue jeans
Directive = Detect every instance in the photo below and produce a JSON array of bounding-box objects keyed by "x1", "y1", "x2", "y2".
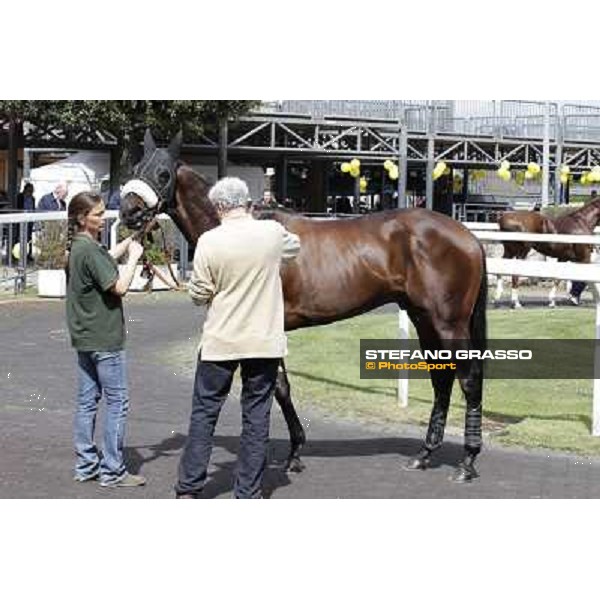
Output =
[{"x1": 74, "y1": 350, "x2": 129, "y2": 484}]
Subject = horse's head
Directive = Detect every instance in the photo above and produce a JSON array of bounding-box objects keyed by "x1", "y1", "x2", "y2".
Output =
[{"x1": 120, "y1": 129, "x2": 182, "y2": 230}]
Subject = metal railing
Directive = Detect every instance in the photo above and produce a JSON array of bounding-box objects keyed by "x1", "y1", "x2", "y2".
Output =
[
  {"x1": 258, "y1": 100, "x2": 600, "y2": 142},
  {"x1": 0, "y1": 211, "x2": 190, "y2": 294}
]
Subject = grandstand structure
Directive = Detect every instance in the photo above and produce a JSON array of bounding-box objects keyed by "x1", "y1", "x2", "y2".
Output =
[{"x1": 3, "y1": 100, "x2": 600, "y2": 215}]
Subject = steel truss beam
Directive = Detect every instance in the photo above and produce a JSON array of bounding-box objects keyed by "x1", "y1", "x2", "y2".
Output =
[{"x1": 3, "y1": 111, "x2": 600, "y2": 172}]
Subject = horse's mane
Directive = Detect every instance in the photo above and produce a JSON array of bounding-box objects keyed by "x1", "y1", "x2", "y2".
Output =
[{"x1": 176, "y1": 165, "x2": 220, "y2": 230}]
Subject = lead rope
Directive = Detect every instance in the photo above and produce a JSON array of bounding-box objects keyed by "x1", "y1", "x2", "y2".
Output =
[{"x1": 134, "y1": 217, "x2": 184, "y2": 292}]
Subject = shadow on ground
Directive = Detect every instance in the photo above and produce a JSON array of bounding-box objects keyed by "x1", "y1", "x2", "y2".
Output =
[{"x1": 125, "y1": 433, "x2": 468, "y2": 498}]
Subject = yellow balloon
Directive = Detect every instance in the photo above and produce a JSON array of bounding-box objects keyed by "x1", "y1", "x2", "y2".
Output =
[
  {"x1": 350, "y1": 166, "x2": 360, "y2": 178},
  {"x1": 341, "y1": 162, "x2": 351, "y2": 173},
  {"x1": 350, "y1": 158, "x2": 360, "y2": 170},
  {"x1": 560, "y1": 165, "x2": 570, "y2": 175},
  {"x1": 388, "y1": 169, "x2": 399, "y2": 181},
  {"x1": 432, "y1": 161, "x2": 447, "y2": 181},
  {"x1": 527, "y1": 162, "x2": 541, "y2": 174},
  {"x1": 581, "y1": 173, "x2": 588, "y2": 185},
  {"x1": 501, "y1": 160, "x2": 511, "y2": 171},
  {"x1": 525, "y1": 171, "x2": 533, "y2": 180},
  {"x1": 12, "y1": 243, "x2": 21, "y2": 260},
  {"x1": 383, "y1": 160, "x2": 393, "y2": 170},
  {"x1": 560, "y1": 173, "x2": 568, "y2": 185},
  {"x1": 497, "y1": 169, "x2": 511, "y2": 181}
]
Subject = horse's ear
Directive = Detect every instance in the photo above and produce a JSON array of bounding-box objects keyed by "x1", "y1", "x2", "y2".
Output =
[
  {"x1": 144, "y1": 129, "x2": 157, "y2": 155},
  {"x1": 168, "y1": 130, "x2": 183, "y2": 160}
]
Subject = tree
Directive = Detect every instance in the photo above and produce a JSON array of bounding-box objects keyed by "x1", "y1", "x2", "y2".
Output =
[
  {"x1": 0, "y1": 100, "x2": 258, "y2": 140},
  {"x1": 0, "y1": 100, "x2": 260, "y2": 194}
]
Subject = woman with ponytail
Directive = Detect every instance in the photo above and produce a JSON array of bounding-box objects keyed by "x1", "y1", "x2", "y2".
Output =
[{"x1": 66, "y1": 191, "x2": 146, "y2": 488}]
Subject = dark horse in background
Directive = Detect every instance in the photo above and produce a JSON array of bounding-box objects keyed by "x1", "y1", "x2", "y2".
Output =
[
  {"x1": 496, "y1": 199, "x2": 600, "y2": 308},
  {"x1": 120, "y1": 131, "x2": 488, "y2": 482}
]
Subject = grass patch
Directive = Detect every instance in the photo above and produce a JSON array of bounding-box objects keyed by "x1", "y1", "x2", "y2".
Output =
[{"x1": 284, "y1": 307, "x2": 600, "y2": 455}]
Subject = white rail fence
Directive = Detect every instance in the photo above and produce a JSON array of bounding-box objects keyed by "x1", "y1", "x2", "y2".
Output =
[
  {"x1": 398, "y1": 225, "x2": 600, "y2": 437},
  {"x1": 0, "y1": 211, "x2": 189, "y2": 290}
]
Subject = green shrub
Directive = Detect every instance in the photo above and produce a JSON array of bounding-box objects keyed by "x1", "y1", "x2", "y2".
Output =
[
  {"x1": 118, "y1": 222, "x2": 177, "y2": 265},
  {"x1": 34, "y1": 222, "x2": 67, "y2": 270}
]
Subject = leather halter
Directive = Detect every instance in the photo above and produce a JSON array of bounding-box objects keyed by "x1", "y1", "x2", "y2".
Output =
[
  {"x1": 126, "y1": 158, "x2": 182, "y2": 291},
  {"x1": 132, "y1": 150, "x2": 178, "y2": 215}
]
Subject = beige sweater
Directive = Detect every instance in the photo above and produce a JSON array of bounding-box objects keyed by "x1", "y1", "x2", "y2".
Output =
[{"x1": 189, "y1": 211, "x2": 301, "y2": 360}]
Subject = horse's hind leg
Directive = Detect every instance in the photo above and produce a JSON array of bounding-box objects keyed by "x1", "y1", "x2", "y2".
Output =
[
  {"x1": 274, "y1": 360, "x2": 306, "y2": 473},
  {"x1": 405, "y1": 368, "x2": 455, "y2": 471},
  {"x1": 453, "y1": 356, "x2": 484, "y2": 483}
]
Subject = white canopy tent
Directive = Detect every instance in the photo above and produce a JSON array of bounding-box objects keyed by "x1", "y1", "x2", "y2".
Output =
[{"x1": 27, "y1": 151, "x2": 110, "y2": 206}]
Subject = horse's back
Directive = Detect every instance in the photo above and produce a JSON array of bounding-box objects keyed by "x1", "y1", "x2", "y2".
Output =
[
  {"x1": 498, "y1": 210, "x2": 549, "y2": 234},
  {"x1": 282, "y1": 208, "x2": 481, "y2": 251},
  {"x1": 276, "y1": 208, "x2": 485, "y2": 329}
]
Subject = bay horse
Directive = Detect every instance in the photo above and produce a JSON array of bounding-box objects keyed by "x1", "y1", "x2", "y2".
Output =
[
  {"x1": 119, "y1": 131, "x2": 488, "y2": 482},
  {"x1": 496, "y1": 199, "x2": 600, "y2": 308}
]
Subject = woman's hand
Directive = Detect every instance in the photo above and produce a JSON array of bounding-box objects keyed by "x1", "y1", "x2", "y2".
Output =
[{"x1": 128, "y1": 240, "x2": 144, "y2": 263}]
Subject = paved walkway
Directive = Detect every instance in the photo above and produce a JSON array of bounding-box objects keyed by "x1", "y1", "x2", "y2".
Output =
[{"x1": 2, "y1": 293, "x2": 600, "y2": 498}]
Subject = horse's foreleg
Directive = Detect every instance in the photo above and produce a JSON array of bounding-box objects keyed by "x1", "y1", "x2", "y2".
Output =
[
  {"x1": 406, "y1": 369, "x2": 455, "y2": 471},
  {"x1": 511, "y1": 275, "x2": 522, "y2": 309},
  {"x1": 494, "y1": 276, "x2": 504, "y2": 303},
  {"x1": 503, "y1": 244, "x2": 527, "y2": 309},
  {"x1": 454, "y1": 357, "x2": 484, "y2": 483},
  {"x1": 548, "y1": 281, "x2": 557, "y2": 308},
  {"x1": 274, "y1": 360, "x2": 306, "y2": 473}
]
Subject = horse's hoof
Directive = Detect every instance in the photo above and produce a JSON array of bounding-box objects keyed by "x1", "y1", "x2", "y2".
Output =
[
  {"x1": 512, "y1": 302, "x2": 522, "y2": 310},
  {"x1": 549, "y1": 301, "x2": 556, "y2": 308},
  {"x1": 284, "y1": 457, "x2": 306, "y2": 474},
  {"x1": 451, "y1": 463, "x2": 479, "y2": 483},
  {"x1": 404, "y1": 456, "x2": 430, "y2": 471}
]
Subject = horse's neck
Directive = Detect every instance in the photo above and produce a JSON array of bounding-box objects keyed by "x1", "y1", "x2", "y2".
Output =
[
  {"x1": 561, "y1": 199, "x2": 600, "y2": 232},
  {"x1": 172, "y1": 167, "x2": 220, "y2": 244}
]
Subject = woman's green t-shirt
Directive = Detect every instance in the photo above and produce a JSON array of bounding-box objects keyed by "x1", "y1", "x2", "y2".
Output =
[{"x1": 66, "y1": 234, "x2": 124, "y2": 351}]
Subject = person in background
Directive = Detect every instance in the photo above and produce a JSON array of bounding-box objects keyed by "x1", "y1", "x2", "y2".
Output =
[
  {"x1": 175, "y1": 177, "x2": 301, "y2": 499},
  {"x1": 16, "y1": 183, "x2": 36, "y2": 259},
  {"x1": 106, "y1": 188, "x2": 122, "y2": 211},
  {"x1": 262, "y1": 190, "x2": 281, "y2": 208},
  {"x1": 17, "y1": 183, "x2": 36, "y2": 211},
  {"x1": 65, "y1": 191, "x2": 146, "y2": 487},
  {"x1": 38, "y1": 182, "x2": 68, "y2": 211},
  {"x1": 569, "y1": 190, "x2": 599, "y2": 305}
]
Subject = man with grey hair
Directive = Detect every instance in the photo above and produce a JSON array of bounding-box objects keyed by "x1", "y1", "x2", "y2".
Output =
[
  {"x1": 175, "y1": 177, "x2": 300, "y2": 499},
  {"x1": 38, "y1": 182, "x2": 68, "y2": 211}
]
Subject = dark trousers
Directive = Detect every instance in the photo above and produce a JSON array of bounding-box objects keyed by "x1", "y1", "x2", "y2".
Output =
[
  {"x1": 175, "y1": 357, "x2": 279, "y2": 499},
  {"x1": 571, "y1": 281, "x2": 586, "y2": 299}
]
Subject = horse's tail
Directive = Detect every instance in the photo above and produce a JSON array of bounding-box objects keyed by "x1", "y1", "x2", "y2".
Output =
[{"x1": 470, "y1": 245, "x2": 488, "y2": 352}]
